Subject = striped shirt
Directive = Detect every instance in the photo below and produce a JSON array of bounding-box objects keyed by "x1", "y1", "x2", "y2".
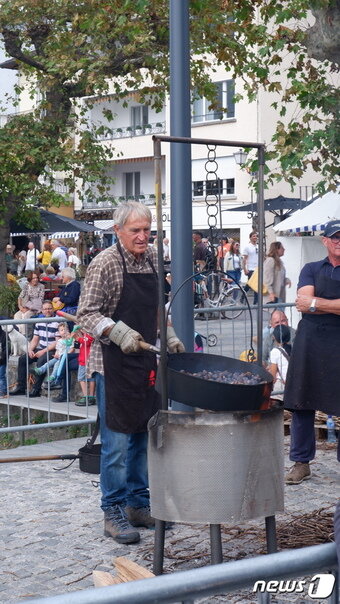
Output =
[
  {"x1": 77, "y1": 242, "x2": 158, "y2": 376},
  {"x1": 33, "y1": 321, "x2": 59, "y2": 350}
]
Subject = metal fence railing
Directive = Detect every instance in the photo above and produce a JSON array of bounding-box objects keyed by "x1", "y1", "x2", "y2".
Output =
[
  {"x1": 24, "y1": 542, "x2": 339, "y2": 604},
  {"x1": 0, "y1": 317, "x2": 96, "y2": 441}
]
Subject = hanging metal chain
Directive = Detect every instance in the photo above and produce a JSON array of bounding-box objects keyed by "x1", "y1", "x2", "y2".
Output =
[
  {"x1": 204, "y1": 145, "x2": 223, "y2": 268},
  {"x1": 204, "y1": 145, "x2": 220, "y2": 233}
]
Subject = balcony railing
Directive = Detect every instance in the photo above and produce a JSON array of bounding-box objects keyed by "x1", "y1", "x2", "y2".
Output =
[
  {"x1": 82, "y1": 193, "x2": 166, "y2": 211},
  {"x1": 96, "y1": 121, "x2": 166, "y2": 141}
]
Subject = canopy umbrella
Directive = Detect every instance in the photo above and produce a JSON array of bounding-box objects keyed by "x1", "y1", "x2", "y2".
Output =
[
  {"x1": 10, "y1": 208, "x2": 101, "y2": 237},
  {"x1": 227, "y1": 195, "x2": 312, "y2": 225}
]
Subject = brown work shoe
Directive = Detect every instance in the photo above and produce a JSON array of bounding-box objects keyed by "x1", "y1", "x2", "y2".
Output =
[
  {"x1": 285, "y1": 462, "x2": 311, "y2": 485},
  {"x1": 104, "y1": 505, "x2": 140, "y2": 544},
  {"x1": 125, "y1": 505, "x2": 174, "y2": 530},
  {"x1": 125, "y1": 505, "x2": 156, "y2": 528}
]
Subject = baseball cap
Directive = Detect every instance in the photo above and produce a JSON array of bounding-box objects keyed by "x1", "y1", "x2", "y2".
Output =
[{"x1": 323, "y1": 220, "x2": 340, "y2": 238}]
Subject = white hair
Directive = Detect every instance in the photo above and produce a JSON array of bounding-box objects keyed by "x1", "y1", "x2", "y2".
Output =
[
  {"x1": 61, "y1": 267, "x2": 76, "y2": 280},
  {"x1": 114, "y1": 201, "x2": 152, "y2": 229}
]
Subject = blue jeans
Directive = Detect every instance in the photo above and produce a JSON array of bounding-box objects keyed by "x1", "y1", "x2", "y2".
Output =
[
  {"x1": 0, "y1": 364, "x2": 7, "y2": 395},
  {"x1": 290, "y1": 410, "x2": 316, "y2": 463},
  {"x1": 95, "y1": 372, "x2": 149, "y2": 511},
  {"x1": 58, "y1": 352, "x2": 79, "y2": 399}
]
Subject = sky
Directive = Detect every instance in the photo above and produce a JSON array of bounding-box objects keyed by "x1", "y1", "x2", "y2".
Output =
[{"x1": 0, "y1": 42, "x2": 17, "y2": 113}]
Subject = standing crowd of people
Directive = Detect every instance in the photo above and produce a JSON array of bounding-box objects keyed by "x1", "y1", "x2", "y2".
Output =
[{"x1": 5, "y1": 240, "x2": 81, "y2": 278}]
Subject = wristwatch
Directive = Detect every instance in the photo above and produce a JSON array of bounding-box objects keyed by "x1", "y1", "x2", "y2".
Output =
[{"x1": 309, "y1": 298, "x2": 317, "y2": 313}]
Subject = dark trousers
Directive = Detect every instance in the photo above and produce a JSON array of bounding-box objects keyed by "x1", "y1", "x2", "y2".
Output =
[
  {"x1": 58, "y1": 352, "x2": 79, "y2": 399},
  {"x1": 18, "y1": 349, "x2": 52, "y2": 393},
  {"x1": 243, "y1": 270, "x2": 258, "y2": 305},
  {"x1": 290, "y1": 410, "x2": 316, "y2": 463}
]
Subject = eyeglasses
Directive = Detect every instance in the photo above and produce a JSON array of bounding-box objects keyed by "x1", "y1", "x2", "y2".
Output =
[{"x1": 329, "y1": 234, "x2": 340, "y2": 242}]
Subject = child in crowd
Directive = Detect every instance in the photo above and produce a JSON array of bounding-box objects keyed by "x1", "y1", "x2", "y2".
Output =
[
  {"x1": 268, "y1": 324, "x2": 292, "y2": 401},
  {"x1": 0, "y1": 325, "x2": 8, "y2": 397},
  {"x1": 72, "y1": 325, "x2": 96, "y2": 406},
  {"x1": 32, "y1": 322, "x2": 74, "y2": 387}
]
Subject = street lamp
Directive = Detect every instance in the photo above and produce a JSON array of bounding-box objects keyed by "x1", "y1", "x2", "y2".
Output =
[{"x1": 233, "y1": 148, "x2": 248, "y2": 166}]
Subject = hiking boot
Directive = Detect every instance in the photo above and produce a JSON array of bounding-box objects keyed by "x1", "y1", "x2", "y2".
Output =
[
  {"x1": 125, "y1": 506, "x2": 174, "y2": 530},
  {"x1": 104, "y1": 505, "x2": 140, "y2": 544},
  {"x1": 285, "y1": 462, "x2": 311, "y2": 485},
  {"x1": 125, "y1": 505, "x2": 156, "y2": 528}
]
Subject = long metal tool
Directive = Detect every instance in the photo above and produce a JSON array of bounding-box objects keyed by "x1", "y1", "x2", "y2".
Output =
[{"x1": 0, "y1": 454, "x2": 78, "y2": 464}]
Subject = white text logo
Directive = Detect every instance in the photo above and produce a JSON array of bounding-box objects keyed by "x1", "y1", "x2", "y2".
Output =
[{"x1": 253, "y1": 574, "x2": 335, "y2": 599}]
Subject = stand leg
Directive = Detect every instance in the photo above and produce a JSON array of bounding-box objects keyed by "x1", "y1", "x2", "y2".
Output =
[
  {"x1": 153, "y1": 519, "x2": 166, "y2": 575},
  {"x1": 210, "y1": 524, "x2": 223, "y2": 565},
  {"x1": 265, "y1": 515, "x2": 277, "y2": 553}
]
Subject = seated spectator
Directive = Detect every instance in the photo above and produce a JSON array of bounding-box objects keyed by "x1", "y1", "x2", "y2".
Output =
[
  {"x1": 40, "y1": 265, "x2": 57, "y2": 281},
  {"x1": 40, "y1": 266, "x2": 61, "y2": 300},
  {"x1": 52, "y1": 267, "x2": 80, "y2": 315},
  {"x1": 0, "y1": 325, "x2": 9, "y2": 398},
  {"x1": 268, "y1": 324, "x2": 292, "y2": 401},
  {"x1": 51, "y1": 349, "x2": 79, "y2": 403},
  {"x1": 14, "y1": 270, "x2": 45, "y2": 335},
  {"x1": 262, "y1": 309, "x2": 295, "y2": 364},
  {"x1": 32, "y1": 322, "x2": 74, "y2": 387},
  {"x1": 10, "y1": 300, "x2": 59, "y2": 397}
]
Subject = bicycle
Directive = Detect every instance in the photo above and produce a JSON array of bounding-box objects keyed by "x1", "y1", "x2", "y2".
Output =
[
  {"x1": 215, "y1": 278, "x2": 248, "y2": 319},
  {"x1": 195, "y1": 275, "x2": 248, "y2": 320}
]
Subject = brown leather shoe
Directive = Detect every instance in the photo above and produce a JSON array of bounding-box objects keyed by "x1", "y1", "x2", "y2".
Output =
[
  {"x1": 104, "y1": 505, "x2": 140, "y2": 544},
  {"x1": 125, "y1": 506, "x2": 174, "y2": 530},
  {"x1": 285, "y1": 462, "x2": 311, "y2": 485},
  {"x1": 125, "y1": 505, "x2": 155, "y2": 528}
]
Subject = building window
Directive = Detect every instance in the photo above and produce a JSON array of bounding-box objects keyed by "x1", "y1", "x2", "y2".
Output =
[
  {"x1": 192, "y1": 178, "x2": 235, "y2": 197},
  {"x1": 125, "y1": 172, "x2": 141, "y2": 197},
  {"x1": 131, "y1": 105, "x2": 149, "y2": 129},
  {"x1": 206, "y1": 179, "x2": 223, "y2": 196},
  {"x1": 193, "y1": 181, "x2": 204, "y2": 197},
  {"x1": 225, "y1": 178, "x2": 235, "y2": 195},
  {"x1": 192, "y1": 80, "x2": 235, "y2": 123}
]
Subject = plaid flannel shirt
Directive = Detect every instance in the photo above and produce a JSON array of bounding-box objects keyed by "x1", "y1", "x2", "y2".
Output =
[{"x1": 76, "y1": 242, "x2": 158, "y2": 376}]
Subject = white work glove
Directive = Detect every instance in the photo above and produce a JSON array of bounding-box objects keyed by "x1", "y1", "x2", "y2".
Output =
[
  {"x1": 108, "y1": 321, "x2": 144, "y2": 354},
  {"x1": 166, "y1": 326, "x2": 185, "y2": 354}
]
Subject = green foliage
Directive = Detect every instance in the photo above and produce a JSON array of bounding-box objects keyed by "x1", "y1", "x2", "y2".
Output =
[
  {"x1": 0, "y1": 282, "x2": 20, "y2": 317},
  {"x1": 24, "y1": 437, "x2": 39, "y2": 446},
  {"x1": 0, "y1": 0, "x2": 338, "y2": 261}
]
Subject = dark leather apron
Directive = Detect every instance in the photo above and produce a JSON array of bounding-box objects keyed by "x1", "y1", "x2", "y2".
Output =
[
  {"x1": 284, "y1": 267, "x2": 340, "y2": 415},
  {"x1": 101, "y1": 244, "x2": 160, "y2": 433}
]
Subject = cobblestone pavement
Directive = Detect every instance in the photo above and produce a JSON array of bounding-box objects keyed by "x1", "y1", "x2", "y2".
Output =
[{"x1": 0, "y1": 436, "x2": 339, "y2": 604}]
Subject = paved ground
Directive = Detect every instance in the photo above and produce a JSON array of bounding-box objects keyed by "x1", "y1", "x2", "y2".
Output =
[{"x1": 1, "y1": 435, "x2": 339, "y2": 604}]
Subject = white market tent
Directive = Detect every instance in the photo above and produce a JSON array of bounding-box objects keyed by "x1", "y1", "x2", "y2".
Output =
[{"x1": 273, "y1": 187, "x2": 340, "y2": 234}]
